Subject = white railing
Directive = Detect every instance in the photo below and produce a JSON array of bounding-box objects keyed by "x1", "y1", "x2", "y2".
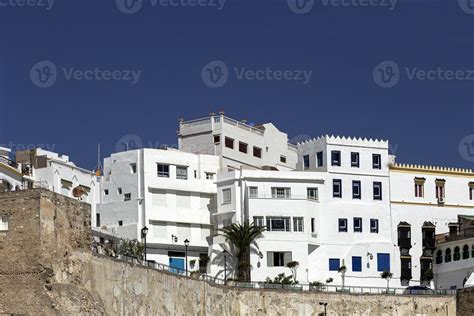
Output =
[{"x1": 180, "y1": 117, "x2": 212, "y2": 127}]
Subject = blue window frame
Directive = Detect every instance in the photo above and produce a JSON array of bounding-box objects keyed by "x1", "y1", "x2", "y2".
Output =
[
  {"x1": 377, "y1": 253, "x2": 390, "y2": 272},
  {"x1": 352, "y1": 256, "x2": 362, "y2": 272},
  {"x1": 329, "y1": 258, "x2": 340, "y2": 271}
]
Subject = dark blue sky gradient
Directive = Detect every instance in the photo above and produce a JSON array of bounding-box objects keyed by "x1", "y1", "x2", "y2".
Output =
[{"x1": 0, "y1": 0, "x2": 472, "y2": 170}]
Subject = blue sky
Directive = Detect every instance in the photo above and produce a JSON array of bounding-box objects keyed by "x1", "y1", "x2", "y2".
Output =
[{"x1": 0, "y1": 0, "x2": 473, "y2": 170}]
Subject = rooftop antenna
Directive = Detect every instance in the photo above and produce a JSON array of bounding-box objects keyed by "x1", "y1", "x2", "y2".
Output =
[{"x1": 95, "y1": 144, "x2": 103, "y2": 177}]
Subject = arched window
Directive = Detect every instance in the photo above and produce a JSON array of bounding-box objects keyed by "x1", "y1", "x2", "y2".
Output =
[
  {"x1": 454, "y1": 246, "x2": 461, "y2": 261},
  {"x1": 445, "y1": 248, "x2": 452, "y2": 262},
  {"x1": 463, "y1": 245, "x2": 469, "y2": 259},
  {"x1": 435, "y1": 250, "x2": 443, "y2": 264}
]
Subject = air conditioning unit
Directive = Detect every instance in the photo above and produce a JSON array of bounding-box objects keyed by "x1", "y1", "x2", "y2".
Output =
[{"x1": 438, "y1": 197, "x2": 445, "y2": 204}]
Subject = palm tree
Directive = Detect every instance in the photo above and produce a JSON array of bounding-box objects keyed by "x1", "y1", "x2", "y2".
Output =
[
  {"x1": 219, "y1": 221, "x2": 266, "y2": 282},
  {"x1": 381, "y1": 270, "x2": 393, "y2": 292},
  {"x1": 338, "y1": 265, "x2": 347, "y2": 288}
]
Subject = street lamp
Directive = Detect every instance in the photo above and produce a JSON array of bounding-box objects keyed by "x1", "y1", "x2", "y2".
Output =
[
  {"x1": 319, "y1": 302, "x2": 328, "y2": 316},
  {"x1": 184, "y1": 239, "x2": 190, "y2": 275},
  {"x1": 141, "y1": 226, "x2": 149, "y2": 262},
  {"x1": 223, "y1": 249, "x2": 228, "y2": 283}
]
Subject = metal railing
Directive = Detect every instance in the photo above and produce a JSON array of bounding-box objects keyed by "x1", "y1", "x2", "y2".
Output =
[
  {"x1": 92, "y1": 253, "x2": 455, "y2": 296},
  {"x1": 249, "y1": 194, "x2": 319, "y2": 202},
  {"x1": 0, "y1": 156, "x2": 19, "y2": 170}
]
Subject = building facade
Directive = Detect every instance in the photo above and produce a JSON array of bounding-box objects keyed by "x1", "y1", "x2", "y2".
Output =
[
  {"x1": 434, "y1": 215, "x2": 474, "y2": 290},
  {"x1": 98, "y1": 148, "x2": 219, "y2": 273},
  {"x1": 178, "y1": 114, "x2": 298, "y2": 171}
]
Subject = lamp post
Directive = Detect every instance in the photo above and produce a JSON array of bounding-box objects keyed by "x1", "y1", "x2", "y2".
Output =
[
  {"x1": 184, "y1": 239, "x2": 190, "y2": 275},
  {"x1": 223, "y1": 249, "x2": 228, "y2": 283},
  {"x1": 141, "y1": 226, "x2": 149, "y2": 262},
  {"x1": 319, "y1": 302, "x2": 328, "y2": 316}
]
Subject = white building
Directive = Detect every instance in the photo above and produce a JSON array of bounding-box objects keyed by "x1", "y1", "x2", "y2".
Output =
[
  {"x1": 15, "y1": 148, "x2": 100, "y2": 224},
  {"x1": 433, "y1": 215, "x2": 474, "y2": 290},
  {"x1": 0, "y1": 147, "x2": 32, "y2": 191},
  {"x1": 390, "y1": 164, "x2": 474, "y2": 287},
  {"x1": 178, "y1": 113, "x2": 298, "y2": 171},
  {"x1": 97, "y1": 148, "x2": 219, "y2": 273}
]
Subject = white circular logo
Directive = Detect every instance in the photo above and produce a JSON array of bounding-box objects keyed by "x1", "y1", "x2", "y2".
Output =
[
  {"x1": 201, "y1": 60, "x2": 229, "y2": 88},
  {"x1": 116, "y1": 0, "x2": 143, "y2": 14},
  {"x1": 30, "y1": 60, "x2": 57, "y2": 88},
  {"x1": 459, "y1": 134, "x2": 474, "y2": 162},
  {"x1": 458, "y1": 0, "x2": 474, "y2": 14},
  {"x1": 287, "y1": 0, "x2": 314, "y2": 14},
  {"x1": 373, "y1": 60, "x2": 400, "y2": 88},
  {"x1": 116, "y1": 134, "x2": 143, "y2": 152}
]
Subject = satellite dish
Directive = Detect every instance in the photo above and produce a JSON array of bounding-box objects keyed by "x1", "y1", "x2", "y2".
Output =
[{"x1": 72, "y1": 186, "x2": 86, "y2": 198}]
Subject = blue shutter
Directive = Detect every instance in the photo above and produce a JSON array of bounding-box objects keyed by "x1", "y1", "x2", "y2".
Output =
[
  {"x1": 329, "y1": 258, "x2": 340, "y2": 271},
  {"x1": 377, "y1": 253, "x2": 390, "y2": 272},
  {"x1": 352, "y1": 256, "x2": 362, "y2": 272}
]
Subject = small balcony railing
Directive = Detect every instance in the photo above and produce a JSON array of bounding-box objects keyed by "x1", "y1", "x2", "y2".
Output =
[{"x1": 0, "y1": 156, "x2": 19, "y2": 170}]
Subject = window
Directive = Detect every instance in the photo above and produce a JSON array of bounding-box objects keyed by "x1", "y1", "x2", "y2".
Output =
[
  {"x1": 472, "y1": 245, "x2": 474, "y2": 258},
  {"x1": 333, "y1": 179, "x2": 342, "y2": 198},
  {"x1": 118, "y1": 220, "x2": 123, "y2": 226},
  {"x1": 117, "y1": 188, "x2": 122, "y2": 195},
  {"x1": 445, "y1": 248, "x2": 452, "y2": 263},
  {"x1": 454, "y1": 246, "x2": 461, "y2": 261},
  {"x1": 205, "y1": 172, "x2": 215, "y2": 180},
  {"x1": 331, "y1": 151, "x2": 341, "y2": 166},
  {"x1": 104, "y1": 189, "x2": 109, "y2": 196},
  {"x1": 329, "y1": 258, "x2": 340, "y2": 271},
  {"x1": 307, "y1": 188, "x2": 319, "y2": 201},
  {"x1": 463, "y1": 245, "x2": 469, "y2": 259},
  {"x1": 96, "y1": 214, "x2": 100, "y2": 227},
  {"x1": 377, "y1": 253, "x2": 390, "y2": 272},
  {"x1": 303, "y1": 154, "x2": 310, "y2": 170},
  {"x1": 157, "y1": 164, "x2": 170, "y2": 178},
  {"x1": 130, "y1": 163, "x2": 137, "y2": 174},
  {"x1": 194, "y1": 170, "x2": 197, "y2": 178},
  {"x1": 249, "y1": 187, "x2": 258, "y2": 198},
  {"x1": 176, "y1": 166, "x2": 188, "y2": 180},
  {"x1": 354, "y1": 217, "x2": 362, "y2": 233},
  {"x1": 311, "y1": 218, "x2": 315, "y2": 233},
  {"x1": 271, "y1": 187, "x2": 291, "y2": 199},
  {"x1": 267, "y1": 251, "x2": 292, "y2": 267},
  {"x1": 352, "y1": 256, "x2": 362, "y2": 272},
  {"x1": 338, "y1": 218, "x2": 347, "y2": 232},
  {"x1": 352, "y1": 181, "x2": 361, "y2": 199},
  {"x1": 316, "y1": 151, "x2": 323, "y2": 167},
  {"x1": 293, "y1": 217, "x2": 304, "y2": 232},
  {"x1": 436, "y1": 180, "x2": 445, "y2": 199},
  {"x1": 253, "y1": 216, "x2": 264, "y2": 227},
  {"x1": 372, "y1": 154, "x2": 381, "y2": 169},
  {"x1": 213, "y1": 135, "x2": 221, "y2": 144},
  {"x1": 470, "y1": 186, "x2": 474, "y2": 200},
  {"x1": 370, "y1": 219, "x2": 379, "y2": 233},
  {"x1": 225, "y1": 137, "x2": 234, "y2": 149},
  {"x1": 0, "y1": 215, "x2": 9, "y2": 231},
  {"x1": 124, "y1": 193, "x2": 131, "y2": 201},
  {"x1": 253, "y1": 146, "x2": 262, "y2": 158},
  {"x1": 266, "y1": 217, "x2": 291, "y2": 232},
  {"x1": 435, "y1": 250, "x2": 443, "y2": 264},
  {"x1": 351, "y1": 152, "x2": 360, "y2": 167},
  {"x1": 239, "y1": 142, "x2": 248, "y2": 153},
  {"x1": 415, "y1": 178, "x2": 425, "y2": 198},
  {"x1": 280, "y1": 155, "x2": 287, "y2": 163},
  {"x1": 373, "y1": 182, "x2": 382, "y2": 200},
  {"x1": 222, "y1": 189, "x2": 232, "y2": 204}
]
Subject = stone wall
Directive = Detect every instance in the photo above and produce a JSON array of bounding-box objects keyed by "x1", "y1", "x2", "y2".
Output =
[
  {"x1": 456, "y1": 287, "x2": 474, "y2": 316},
  {"x1": 80, "y1": 254, "x2": 456, "y2": 316},
  {"x1": 0, "y1": 189, "x2": 461, "y2": 315}
]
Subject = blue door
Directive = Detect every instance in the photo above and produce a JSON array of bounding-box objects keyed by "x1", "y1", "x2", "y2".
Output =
[{"x1": 169, "y1": 258, "x2": 185, "y2": 274}]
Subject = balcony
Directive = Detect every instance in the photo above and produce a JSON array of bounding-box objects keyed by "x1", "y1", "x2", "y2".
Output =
[
  {"x1": 0, "y1": 156, "x2": 19, "y2": 170},
  {"x1": 248, "y1": 194, "x2": 319, "y2": 202},
  {"x1": 398, "y1": 237, "x2": 412, "y2": 250},
  {"x1": 422, "y1": 238, "x2": 436, "y2": 250}
]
